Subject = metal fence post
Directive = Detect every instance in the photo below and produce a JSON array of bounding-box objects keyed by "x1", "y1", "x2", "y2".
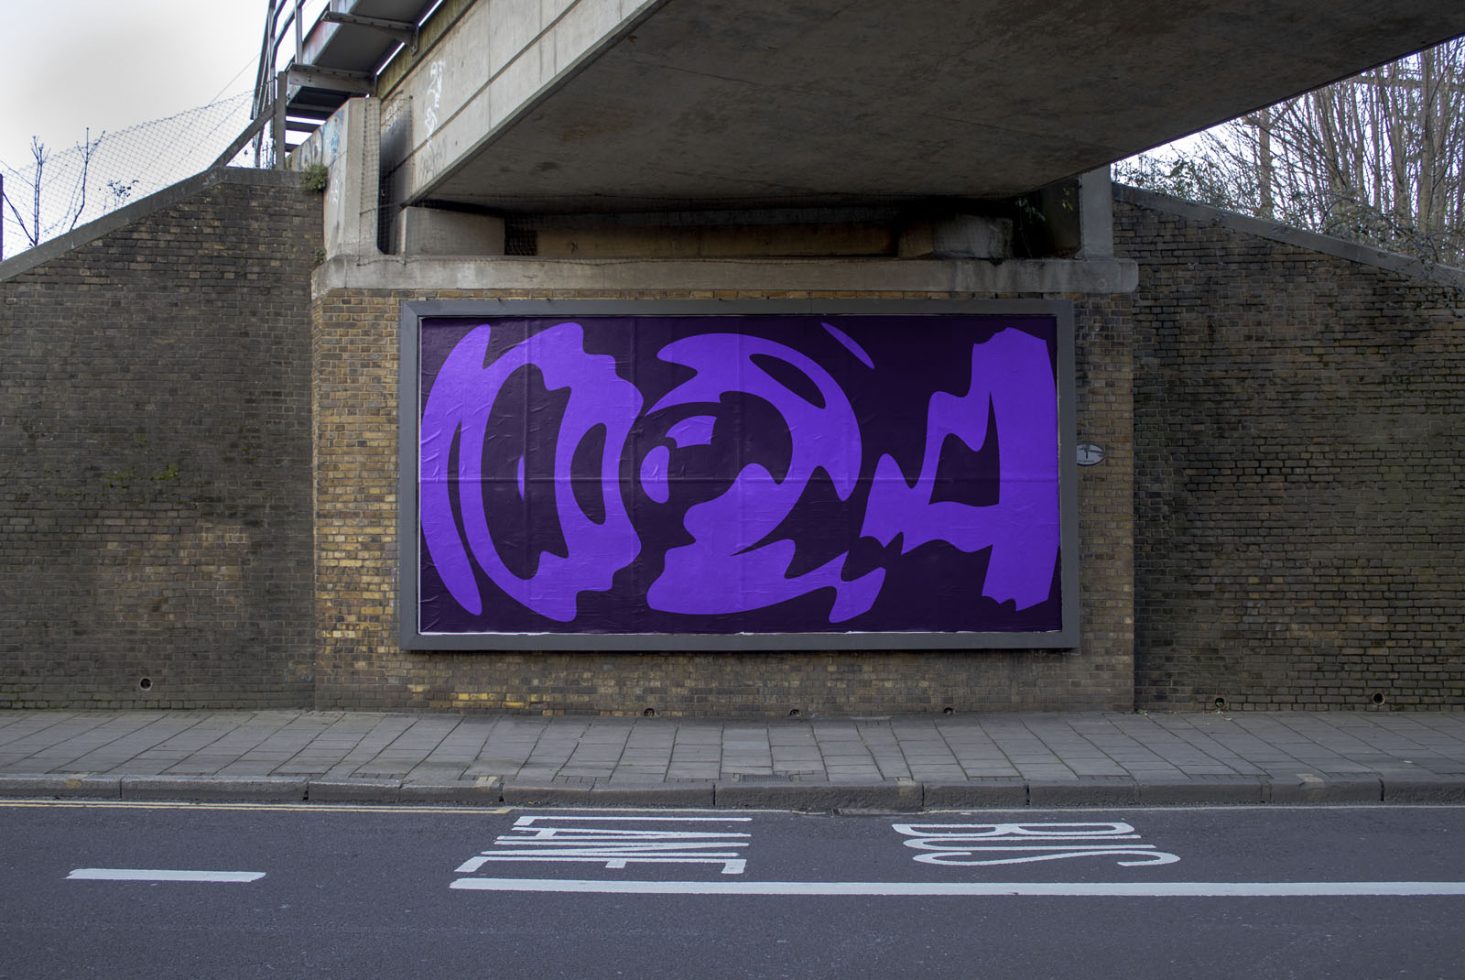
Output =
[{"x1": 273, "y1": 70, "x2": 289, "y2": 168}]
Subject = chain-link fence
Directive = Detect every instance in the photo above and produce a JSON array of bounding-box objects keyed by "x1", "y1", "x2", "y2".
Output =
[{"x1": 0, "y1": 91, "x2": 263, "y2": 261}]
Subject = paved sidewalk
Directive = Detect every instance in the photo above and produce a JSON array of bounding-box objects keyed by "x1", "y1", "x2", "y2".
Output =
[{"x1": 2, "y1": 709, "x2": 1464, "y2": 810}]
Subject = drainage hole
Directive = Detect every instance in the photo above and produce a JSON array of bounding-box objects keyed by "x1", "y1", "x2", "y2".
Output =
[
  {"x1": 642, "y1": 707, "x2": 655, "y2": 717},
  {"x1": 138, "y1": 677, "x2": 153, "y2": 691},
  {"x1": 1214, "y1": 696, "x2": 1227, "y2": 710},
  {"x1": 788, "y1": 708, "x2": 801, "y2": 718},
  {"x1": 942, "y1": 706, "x2": 955, "y2": 715},
  {"x1": 1372, "y1": 692, "x2": 1386, "y2": 705}
]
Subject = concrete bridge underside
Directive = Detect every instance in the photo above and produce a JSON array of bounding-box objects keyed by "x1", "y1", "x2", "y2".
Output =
[{"x1": 384, "y1": 0, "x2": 1465, "y2": 213}]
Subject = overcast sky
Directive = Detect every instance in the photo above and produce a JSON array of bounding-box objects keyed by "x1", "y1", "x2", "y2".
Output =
[{"x1": 0, "y1": 1, "x2": 265, "y2": 168}]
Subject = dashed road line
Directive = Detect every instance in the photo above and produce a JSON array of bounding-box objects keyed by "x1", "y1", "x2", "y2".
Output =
[{"x1": 67, "y1": 868, "x2": 265, "y2": 883}]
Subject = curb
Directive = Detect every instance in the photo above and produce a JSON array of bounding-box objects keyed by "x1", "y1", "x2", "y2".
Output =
[
  {"x1": 715, "y1": 780, "x2": 923, "y2": 812},
  {"x1": 502, "y1": 780, "x2": 716, "y2": 807},
  {"x1": 120, "y1": 776, "x2": 308, "y2": 802},
  {"x1": 1029, "y1": 777, "x2": 1139, "y2": 807},
  {"x1": 923, "y1": 779, "x2": 1027, "y2": 808},
  {"x1": 0, "y1": 775, "x2": 123, "y2": 799},
  {"x1": 400, "y1": 777, "x2": 504, "y2": 805},
  {"x1": 1266, "y1": 773, "x2": 1382, "y2": 804},
  {"x1": 1379, "y1": 772, "x2": 1465, "y2": 803},
  {"x1": 307, "y1": 779, "x2": 402, "y2": 804},
  {"x1": 1138, "y1": 775, "x2": 1266, "y2": 806},
  {"x1": 3, "y1": 773, "x2": 1464, "y2": 810}
]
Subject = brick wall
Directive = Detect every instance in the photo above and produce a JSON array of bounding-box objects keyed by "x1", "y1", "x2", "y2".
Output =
[
  {"x1": 0, "y1": 170, "x2": 321, "y2": 708},
  {"x1": 1119, "y1": 193, "x2": 1465, "y2": 710},
  {"x1": 11, "y1": 171, "x2": 1455, "y2": 715},
  {"x1": 312, "y1": 288, "x2": 1134, "y2": 716}
]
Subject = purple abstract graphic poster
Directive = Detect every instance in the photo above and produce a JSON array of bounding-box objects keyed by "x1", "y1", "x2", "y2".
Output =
[{"x1": 411, "y1": 310, "x2": 1070, "y2": 644}]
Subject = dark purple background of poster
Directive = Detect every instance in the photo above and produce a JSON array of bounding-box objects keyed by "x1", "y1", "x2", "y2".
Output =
[{"x1": 417, "y1": 314, "x2": 1061, "y2": 636}]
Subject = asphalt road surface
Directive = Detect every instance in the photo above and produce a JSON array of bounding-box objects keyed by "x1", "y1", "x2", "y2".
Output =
[{"x1": 3, "y1": 801, "x2": 1464, "y2": 979}]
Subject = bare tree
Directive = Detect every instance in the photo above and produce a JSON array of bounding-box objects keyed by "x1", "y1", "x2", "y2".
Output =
[
  {"x1": 1118, "y1": 38, "x2": 1465, "y2": 267},
  {"x1": 1, "y1": 129, "x2": 104, "y2": 256}
]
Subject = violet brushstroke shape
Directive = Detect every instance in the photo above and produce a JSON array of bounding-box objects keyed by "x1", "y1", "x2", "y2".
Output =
[
  {"x1": 419, "y1": 322, "x2": 642, "y2": 621},
  {"x1": 645, "y1": 334, "x2": 884, "y2": 622},
  {"x1": 860, "y1": 327, "x2": 1058, "y2": 609}
]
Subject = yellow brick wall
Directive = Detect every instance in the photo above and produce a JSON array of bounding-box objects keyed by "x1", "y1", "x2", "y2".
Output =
[{"x1": 311, "y1": 287, "x2": 1134, "y2": 715}]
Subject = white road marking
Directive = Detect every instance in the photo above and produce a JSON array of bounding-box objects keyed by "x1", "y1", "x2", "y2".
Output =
[
  {"x1": 68, "y1": 868, "x2": 265, "y2": 883},
  {"x1": 450, "y1": 878, "x2": 1465, "y2": 897},
  {"x1": 457, "y1": 814, "x2": 753, "y2": 875},
  {"x1": 893, "y1": 821, "x2": 1182, "y2": 867}
]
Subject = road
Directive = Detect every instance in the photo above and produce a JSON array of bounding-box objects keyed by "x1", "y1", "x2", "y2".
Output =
[{"x1": 2, "y1": 801, "x2": 1463, "y2": 979}]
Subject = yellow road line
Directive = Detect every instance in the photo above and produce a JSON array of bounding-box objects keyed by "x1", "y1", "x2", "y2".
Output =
[{"x1": 0, "y1": 799, "x2": 510, "y2": 815}]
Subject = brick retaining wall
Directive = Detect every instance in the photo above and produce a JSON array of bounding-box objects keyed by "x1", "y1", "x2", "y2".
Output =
[
  {"x1": 0, "y1": 170, "x2": 320, "y2": 708},
  {"x1": 1119, "y1": 194, "x2": 1465, "y2": 710}
]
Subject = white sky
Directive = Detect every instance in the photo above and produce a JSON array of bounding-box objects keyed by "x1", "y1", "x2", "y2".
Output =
[{"x1": 0, "y1": 1, "x2": 266, "y2": 169}]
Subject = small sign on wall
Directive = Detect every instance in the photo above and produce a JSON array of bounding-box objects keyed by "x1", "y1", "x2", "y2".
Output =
[{"x1": 399, "y1": 301, "x2": 1078, "y2": 650}]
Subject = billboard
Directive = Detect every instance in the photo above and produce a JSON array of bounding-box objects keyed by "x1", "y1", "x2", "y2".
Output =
[{"x1": 399, "y1": 301, "x2": 1077, "y2": 649}]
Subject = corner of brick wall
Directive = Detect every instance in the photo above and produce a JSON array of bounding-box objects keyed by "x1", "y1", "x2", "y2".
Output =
[
  {"x1": 310, "y1": 287, "x2": 1134, "y2": 716},
  {"x1": 0, "y1": 173, "x2": 322, "y2": 708},
  {"x1": 1118, "y1": 199, "x2": 1465, "y2": 711}
]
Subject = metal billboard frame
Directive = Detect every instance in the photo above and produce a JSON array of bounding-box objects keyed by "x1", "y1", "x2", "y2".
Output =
[{"x1": 398, "y1": 298, "x2": 1079, "y2": 651}]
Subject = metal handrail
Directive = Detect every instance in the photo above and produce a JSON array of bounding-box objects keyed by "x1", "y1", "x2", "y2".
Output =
[
  {"x1": 245, "y1": 0, "x2": 330, "y2": 167},
  {"x1": 253, "y1": 0, "x2": 315, "y2": 121},
  {"x1": 241, "y1": 0, "x2": 435, "y2": 167}
]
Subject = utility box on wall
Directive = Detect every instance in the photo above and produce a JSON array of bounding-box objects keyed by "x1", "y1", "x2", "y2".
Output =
[{"x1": 399, "y1": 300, "x2": 1078, "y2": 651}]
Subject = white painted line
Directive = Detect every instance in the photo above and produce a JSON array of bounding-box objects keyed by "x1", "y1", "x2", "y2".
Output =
[
  {"x1": 450, "y1": 878, "x2": 1465, "y2": 898},
  {"x1": 68, "y1": 868, "x2": 265, "y2": 883},
  {"x1": 515, "y1": 816, "x2": 752, "y2": 823}
]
